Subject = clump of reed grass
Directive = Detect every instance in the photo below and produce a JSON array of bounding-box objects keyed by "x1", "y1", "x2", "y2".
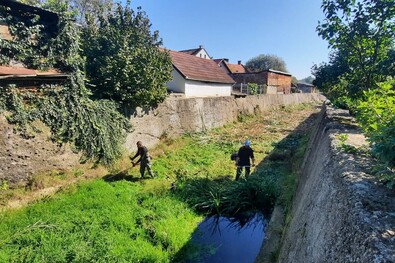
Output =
[{"x1": 174, "y1": 174, "x2": 280, "y2": 217}]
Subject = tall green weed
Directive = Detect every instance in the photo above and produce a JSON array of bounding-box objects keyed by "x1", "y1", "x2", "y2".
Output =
[{"x1": 356, "y1": 79, "x2": 395, "y2": 185}]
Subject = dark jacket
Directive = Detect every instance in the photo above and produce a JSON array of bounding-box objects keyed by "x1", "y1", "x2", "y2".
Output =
[
  {"x1": 237, "y1": 146, "x2": 254, "y2": 166},
  {"x1": 131, "y1": 146, "x2": 150, "y2": 164}
]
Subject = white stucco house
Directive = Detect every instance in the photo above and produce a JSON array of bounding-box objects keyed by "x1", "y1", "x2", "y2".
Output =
[{"x1": 166, "y1": 49, "x2": 235, "y2": 97}]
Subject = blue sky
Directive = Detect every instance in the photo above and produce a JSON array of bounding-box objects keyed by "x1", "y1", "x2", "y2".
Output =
[{"x1": 127, "y1": 0, "x2": 331, "y2": 80}]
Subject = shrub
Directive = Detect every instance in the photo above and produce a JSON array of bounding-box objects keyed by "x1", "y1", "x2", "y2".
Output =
[
  {"x1": 247, "y1": 83, "x2": 259, "y2": 95},
  {"x1": 356, "y1": 79, "x2": 395, "y2": 171}
]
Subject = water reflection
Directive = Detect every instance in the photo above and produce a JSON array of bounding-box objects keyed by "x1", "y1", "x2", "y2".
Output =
[{"x1": 189, "y1": 213, "x2": 267, "y2": 263}]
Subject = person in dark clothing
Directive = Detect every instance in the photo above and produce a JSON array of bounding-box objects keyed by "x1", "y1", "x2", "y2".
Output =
[
  {"x1": 235, "y1": 140, "x2": 255, "y2": 180},
  {"x1": 130, "y1": 141, "x2": 154, "y2": 178}
]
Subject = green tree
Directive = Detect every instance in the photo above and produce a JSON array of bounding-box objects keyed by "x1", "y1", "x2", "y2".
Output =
[
  {"x1": 317, "y1": 0, "x2": 395, "y2": 97},
  {"x1": 81, "y1": 2, "x2": 173, "y2": 108},
  {"x1": 245, "y1": 54, "x2": 288, "y2": 73},
  {"x1": 312, "y1": 50, "x2": 350, "y2": 95},
  {"x1": 68, "y1": 0, "x2": 113, "y2": 24},
  {"x1": 0, "y1": 1, "x2": 130, "y2": 164}
]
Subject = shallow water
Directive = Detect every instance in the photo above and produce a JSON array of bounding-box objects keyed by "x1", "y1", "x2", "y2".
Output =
[{"x1": 190, "y1": 213, "x2": 267, "y2": 263}]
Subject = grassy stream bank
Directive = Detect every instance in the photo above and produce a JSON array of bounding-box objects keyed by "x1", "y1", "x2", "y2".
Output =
[{"x1": 0, "y1": 102, "x2": 322, "y2": 262}]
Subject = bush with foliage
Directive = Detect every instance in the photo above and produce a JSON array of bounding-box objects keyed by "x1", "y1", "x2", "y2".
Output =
[
  {"x1": 356, "y1": 80, "x2": 395, "y2": 169},
  {"x1": 247, "y1": 82, "x2": 258, "y2": 95}
]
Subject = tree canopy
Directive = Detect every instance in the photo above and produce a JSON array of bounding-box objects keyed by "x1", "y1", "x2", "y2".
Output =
[
  {"x1": 81, "y1": 3, "x2": 173, "y2": 108},
  {"x1": 316, "y1": 0, "x2": 395, "y2": 97},
  {"x1": 16, "y1": 0, "x2": 173, "y2": 109},
  {"x1": 0, "y1": 0, "x2": 174, "y2": 164},
  {"x1": 245, "y1": 54, "x2": 288, "y2": 73}
]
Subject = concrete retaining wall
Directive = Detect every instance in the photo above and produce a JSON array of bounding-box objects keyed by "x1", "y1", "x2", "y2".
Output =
[
  {"x1": 126, "y1": 93, "x2": 324, "y2": 151},
  {"x1": 276, "y1": 105, "x2": 395, "y2": 263}
]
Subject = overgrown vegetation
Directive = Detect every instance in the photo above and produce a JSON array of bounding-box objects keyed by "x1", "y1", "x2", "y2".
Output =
[
  {"x1": 314, "y1": 0, "x2": 395, "y2": 184},
  {"x1": 0, "y1": 103, "x2": 321, "y2": 262},
  {"x1": 0, "y1": 0, "x2": 172, "y2": 164},
  {"x1": 355, "y1": 80, "x2": 395, "y2": 186}
]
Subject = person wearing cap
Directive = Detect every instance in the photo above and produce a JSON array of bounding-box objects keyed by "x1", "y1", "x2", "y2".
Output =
[
  {"x1": 235, "y1": 140, "x2": 255, "y2": 180},
  {"x1": 130, "y1": 141, "x2": 154, "y2": 178}
]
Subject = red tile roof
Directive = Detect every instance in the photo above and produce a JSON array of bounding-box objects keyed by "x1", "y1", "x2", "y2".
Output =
[
  {"x1": 0, "y1": 66, "x2": 36, "y2": 76},
  {"x1": 0, "y1": 66, "x2": 68, "y2": 79},
  {"x1": 227, "y1": 63, "x2": 248, "y2": 73},
  {"x1": 167, "y1": 50, "x2": 235, "y2": 84}
]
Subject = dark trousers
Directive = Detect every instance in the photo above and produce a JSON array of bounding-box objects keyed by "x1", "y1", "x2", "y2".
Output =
[
  {"x1": 140, "y1": 160, "x2": 154, "y2": 178},
  {"x1": 236, "y1": 165, "x2": 251, "y2": 180}
]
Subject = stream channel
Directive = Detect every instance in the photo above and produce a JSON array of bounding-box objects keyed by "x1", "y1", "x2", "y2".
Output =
[{"x1": 189, "y1": 213, "x2": 268, "y2": 262}]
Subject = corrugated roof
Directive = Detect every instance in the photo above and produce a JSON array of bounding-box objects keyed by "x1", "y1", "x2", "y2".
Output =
[
  {"x1": 267, "y1": 69, "x2": 292, "y2": 76},
  {"x1": 297, "y1": 82, "x2": 315, "y2": 87},
  {"x1": 167, "y1": 50, "x2": 235, "y2": 84}
]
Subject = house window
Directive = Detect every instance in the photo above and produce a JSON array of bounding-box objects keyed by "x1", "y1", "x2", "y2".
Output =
[{"x1": 204, "y1": 54, "x2": 206, "y2": 58}]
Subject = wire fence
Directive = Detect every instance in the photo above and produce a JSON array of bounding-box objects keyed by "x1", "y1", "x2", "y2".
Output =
[
  {"x1": 232, "y1": 83, "x2": 266, "y2": 94},
  {"x1": 232, "y1": 83, "x2": 282, "y2": 95}
]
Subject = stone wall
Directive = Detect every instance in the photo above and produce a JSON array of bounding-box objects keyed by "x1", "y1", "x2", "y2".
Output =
[
  {"x1": 276, "y1": 105, "x2": 395, "y2": 263},
  {"x1": 0, "y1": 116, "x2": 80, "y2": 187}
]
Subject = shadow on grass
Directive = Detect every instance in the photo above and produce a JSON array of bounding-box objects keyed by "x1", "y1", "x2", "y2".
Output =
[{"x1": 102, "y1": 169, "x2": 142, "y2": 183}]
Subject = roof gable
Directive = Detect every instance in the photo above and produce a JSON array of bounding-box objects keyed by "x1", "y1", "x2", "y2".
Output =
[
  {"x1": 179, "y1": 46, "x2": 211, "y2": 59},
  {"x1": 167, "y1": 50, "x2": 234, "y2": 84},
  {"x1": 179, "y1": 48, "x2": 201, "y2": 56}
]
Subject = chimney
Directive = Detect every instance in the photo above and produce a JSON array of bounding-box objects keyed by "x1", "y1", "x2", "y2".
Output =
[
  {"x1": 224, "y1": 58, "x2": 229, "y2": 62},
  {"x1": 199, "y1": 45, "x2": 204, "y2": 49},
  {"x1": 238, "y1": 60, "x2": 242, "y2": 65}
]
